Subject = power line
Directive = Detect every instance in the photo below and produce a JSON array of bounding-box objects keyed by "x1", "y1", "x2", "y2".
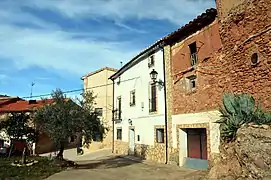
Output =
[{"x1": 22, "y1": 77, "x2": 139, "y2": 99}]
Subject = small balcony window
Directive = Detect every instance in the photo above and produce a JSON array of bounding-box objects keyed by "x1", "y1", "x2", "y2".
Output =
[
  {"x1": 149, "y1": 83, "x2": 157, "y2": 112},
  {"x1": 189, "y1": 42, "x2": 198, "y2": 66},
  {"x1": 130, "y1": 90, "x2": 136, "y2": 106}
]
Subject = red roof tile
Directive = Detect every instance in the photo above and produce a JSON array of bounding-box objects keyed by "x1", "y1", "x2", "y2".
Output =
[{"x1": 0, "y1": 99, "x2": 54, "y2": 113}]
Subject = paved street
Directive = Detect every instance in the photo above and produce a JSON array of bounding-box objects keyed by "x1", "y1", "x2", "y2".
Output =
[{"x1": 46, "y1": 149, "x2": 206, "y2": 180}]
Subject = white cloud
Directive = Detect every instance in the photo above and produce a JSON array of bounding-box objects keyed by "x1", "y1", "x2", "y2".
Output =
[
  {"x1": 25, "y1": 0, "x2": 216, "y2": 25},
  {"x1": 0, "y1": 0, "x2": 216, "y2": 77},
  {"x1": 0, "y1": 24, "x2": 138, "y2": 75}
]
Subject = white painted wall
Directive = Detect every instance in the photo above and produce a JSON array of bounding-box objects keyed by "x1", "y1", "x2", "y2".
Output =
[
  {"x1": 113, "y1": 49, "x2": 166, "y2": 146},
  {"x1": 172, "y1": 110, "x2": 221, "y2": 153}
]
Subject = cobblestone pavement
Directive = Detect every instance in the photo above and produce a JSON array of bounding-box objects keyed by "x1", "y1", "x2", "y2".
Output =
[{"x1": 46, "y1": 152, "x2": 207, "y2": 180}]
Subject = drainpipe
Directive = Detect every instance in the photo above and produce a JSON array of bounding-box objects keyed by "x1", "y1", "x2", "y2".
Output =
[
  {"x1": 111, "y1": 79, "x2": 115, "y2": 153},
  {"x1": 161, "y1": 44, "x2": 169, "y2": 164}
]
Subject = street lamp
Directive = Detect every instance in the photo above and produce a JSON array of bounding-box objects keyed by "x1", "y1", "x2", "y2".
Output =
[{"x1": 150, "y1": 69, "x2": 164, "y2": 86}]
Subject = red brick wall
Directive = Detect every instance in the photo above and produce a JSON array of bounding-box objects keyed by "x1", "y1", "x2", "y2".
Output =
[
  {"x1": 171, "y1": 20, "x2": 223, "y2": 114},
  {"x1": 171, "y1": 0, "x2": 271, "y2": 115}
]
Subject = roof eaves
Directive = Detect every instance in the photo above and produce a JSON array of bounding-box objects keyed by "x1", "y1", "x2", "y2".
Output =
[
  {"x1": 82, "y1": 67, "x2": 118, "y2": 80},
  {"x1": 109, "y1": 8, "x2": 217, "y2": 81}
]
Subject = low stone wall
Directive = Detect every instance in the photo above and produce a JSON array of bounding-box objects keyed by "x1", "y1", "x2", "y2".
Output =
[
  {"x1": 134, "y1": 143, "x2": 166, "y2": 163},
  {"x1": 114, "y1": 140, "x2": 129, "y2": 155}
]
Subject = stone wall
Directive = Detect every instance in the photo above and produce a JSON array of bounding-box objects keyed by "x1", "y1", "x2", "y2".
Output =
[
  {"x1": 217, "y1": 0, "x2": 271, "y2": 109},
  {"x1": 134, "y1": 143, "x2": 166, "y2": 163},
  {"x1": 114, "y1": 140, "x2": 129, "y2": 155}
]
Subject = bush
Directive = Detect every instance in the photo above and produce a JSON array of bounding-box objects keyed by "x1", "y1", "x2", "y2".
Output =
[{"x1": 217, "y1": 93, "x2": 271, "y2": 141}]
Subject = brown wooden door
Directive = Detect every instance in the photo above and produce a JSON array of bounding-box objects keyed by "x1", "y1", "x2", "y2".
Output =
[{"x1": 187, "y1": 128, "x2": 207, "y2": 160}]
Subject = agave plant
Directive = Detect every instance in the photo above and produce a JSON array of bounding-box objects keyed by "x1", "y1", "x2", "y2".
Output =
[{"x1": 216, "y1": 93, "x2": 256, "y2": 141}]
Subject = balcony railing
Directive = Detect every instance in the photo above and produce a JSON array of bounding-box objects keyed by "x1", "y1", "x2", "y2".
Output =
[
  {"x1": 190, "y1": 53, "x2": 198, "y2": 66},
  {"x1": 113, "y1": 109, "x2": 122, "y2": 123}
]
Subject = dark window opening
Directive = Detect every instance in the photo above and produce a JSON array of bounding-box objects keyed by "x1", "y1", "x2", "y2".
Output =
[
  {"x1": 117, "y1": 129, "x2": 122, "y2": 140},
  {"x1": 189, "y1": 42, "x2": 198, "y2": 66},
  {"x1": 148, "y1": 55, "x2": 155, "y2": 68},
  {"x1": 95, "y1": 108, "x2": 103, "y2": 116},
  {"x1": 116, "y1": 96, "x2": 122, "y2": 119},
  {"x1": 156, "y1": 128, "x2": 164, "y2": 143},
  {"x1": 149, "y1": 83, "x2": 157, "y2": 112},
  {"x1": 251, "y1": 53, "x2": 259, "y2": 65},
  {"x1": 187, "y1": 75, "x2": 197, "y2": 91},
  {"x1": 130, "y1": 90, "x2": 136, "y2": 106},
  {"x1": 137, "y1": 135, "x2": 140, "y2": 141}
]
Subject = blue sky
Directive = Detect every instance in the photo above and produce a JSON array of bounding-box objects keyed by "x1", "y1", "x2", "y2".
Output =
[{"x1": 0, "y1": 0, "x2": 215, "y2": 99}]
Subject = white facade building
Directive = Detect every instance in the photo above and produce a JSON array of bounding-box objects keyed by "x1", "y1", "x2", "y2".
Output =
[{"x1": 110, "y1": 45, "x2": 167, "y2": 162}]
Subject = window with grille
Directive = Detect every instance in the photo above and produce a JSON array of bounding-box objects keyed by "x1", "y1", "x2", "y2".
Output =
[
  {"x1": 117, "y1": 128, "x2": 122, "y2": 140},
  {"x1": 149, "y1": 83, "x2": 157, "y2": 112},
  {"x1": 156, "y1": 128, "x2": 164, "y2": 143},
  {"x1": 189, "y1": 42, "x2": 198, "y2": 66}
]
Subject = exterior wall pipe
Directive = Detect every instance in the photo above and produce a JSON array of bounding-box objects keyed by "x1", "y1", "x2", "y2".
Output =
[
  {"x1": 161, "y1": 43, "x2": 169, "y2": 164},
  {"x1": 111, "y1": 79, "x2": 115, "y2": 153}
]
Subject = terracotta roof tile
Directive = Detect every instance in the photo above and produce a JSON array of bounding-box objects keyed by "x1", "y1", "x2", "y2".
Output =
[{"x1": 0, "y1": 99, "x2": 54, "y2": 113}]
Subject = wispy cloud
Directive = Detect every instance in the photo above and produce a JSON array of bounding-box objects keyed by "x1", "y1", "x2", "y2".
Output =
[
  {"x1": 24, "y1": 0, "x2": 215, "y2": 25},
  {"x1": 0, "y1": 0, "x2": 215, "y2": 96}
]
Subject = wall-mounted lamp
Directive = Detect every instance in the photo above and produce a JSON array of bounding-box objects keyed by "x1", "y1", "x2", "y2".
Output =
[{"x1": 150, "y1": 69, "x2": 164, "y2": 86}]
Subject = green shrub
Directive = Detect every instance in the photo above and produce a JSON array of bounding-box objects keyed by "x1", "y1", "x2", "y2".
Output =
[{"x1": 217, "y1": 93, "x2": 271, "y2": 142}]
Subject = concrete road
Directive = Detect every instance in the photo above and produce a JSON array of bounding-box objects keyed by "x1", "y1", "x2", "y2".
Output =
[{"x1": 46, "y1": 150, "x2": 206, "y2": 180}]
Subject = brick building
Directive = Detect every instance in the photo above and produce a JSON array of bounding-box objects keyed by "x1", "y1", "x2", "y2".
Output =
[
  {"x1": 163, "y1": 8, "x2": 222, "y2": 169},
  {"x1": 164, "y1": 0, "x2": 271, "y2": 169}
]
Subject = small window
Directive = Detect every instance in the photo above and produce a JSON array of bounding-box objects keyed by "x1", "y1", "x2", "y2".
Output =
[
  {"x1": 130, "y1": 90, "x2": 136, "y2": 106},
  {"x1": 137, "y1": 135, "x2": 140, "y2": 141},
  {"x1": 148, "y1": 54, "x2": 155, "y2": 68},
  {"x1": 189, "y1": 42, "x2": 198, "y2": 66},
  {"x1": 95, "y1": 108, "x2": 103, "y2": 116},
  {"x1": 70, "y1": 135, "x2": 76, "y2": 143},
  {"x1": 187, "y1": 75, "x2": 197, "y2": 91},
  {"x1": 117, "y1": 128, "x2": 122, "y2": 140},
  {"x1": 156, "y1": 128, "x2": 164, "y2": 143},
  {"x1": 0, "y1": 140, "x2": 4, "y2": 148}
]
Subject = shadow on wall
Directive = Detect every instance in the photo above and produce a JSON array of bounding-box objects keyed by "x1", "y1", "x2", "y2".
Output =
[{"x1": 74, "y1": 155, "x2": 142, "y2": 169}]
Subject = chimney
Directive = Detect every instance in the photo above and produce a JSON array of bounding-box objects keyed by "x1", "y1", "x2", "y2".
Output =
[{"x1": 28, "y1": 100, "x2": 37, "y2": 104}]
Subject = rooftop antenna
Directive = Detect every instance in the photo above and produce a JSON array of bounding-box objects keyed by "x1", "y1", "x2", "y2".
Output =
[
  {"x1": 120, "y1": 61, "x2": 123, "y2": 68},
  {"x1": 30, "y1": 82, "x2": 35, "y2": 99}
]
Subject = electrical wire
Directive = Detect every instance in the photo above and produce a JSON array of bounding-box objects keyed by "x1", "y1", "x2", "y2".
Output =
[{"x1": 22, "y1": 77, "x2": 139, "y2": 99}]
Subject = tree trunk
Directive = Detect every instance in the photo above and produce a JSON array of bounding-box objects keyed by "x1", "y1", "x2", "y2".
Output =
[{"x1": 56, "y1": 142, "x2": 64, "y2": 160}]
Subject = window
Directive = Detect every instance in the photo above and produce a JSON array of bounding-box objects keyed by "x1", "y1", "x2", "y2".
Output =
[
  {"x1": 148, "y1": 54, "x2": 155, "y2": 68},
  {"x1": 95, "y1": 108, "x2": 103, "y2": 116},
  {"x1": 156, "y1": 129, "x2": 164, "y2": 143},
  {"x1": 117, "y1": 128, "x2": 122, "y2": 140},
  {"x1": 130, "y1": 90, "x2": 136, "y2": 106},
  {"x1": 0, "y1": 140, "x2": 3, "y2": 148},
  {"x1": 69, "y1": 135, "x2": 77, "y2": 143},
  {"x1": 149, "y1": 83, "x2": 157, "y2": 112},
  {"x1": 115, "y1": 96, "x2": 122, "y2": 119},
  {"x1": 187, "y1": 75, "x2": 197, "y2": 91},
  {"x1": 189, "y1": 42, "x2": 198, "y2": 66}
]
